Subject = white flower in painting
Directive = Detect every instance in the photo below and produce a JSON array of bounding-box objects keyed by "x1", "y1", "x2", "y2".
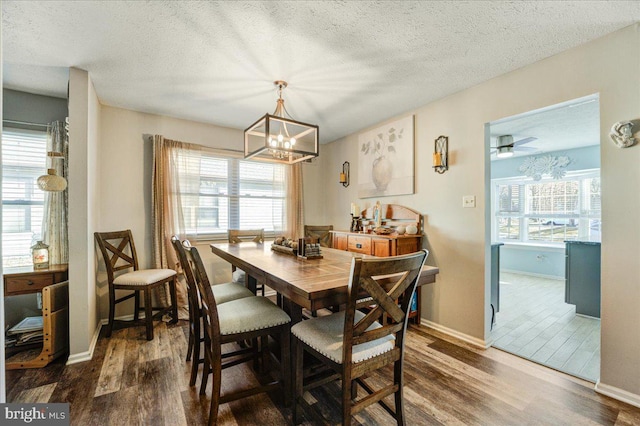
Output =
[{"x1": 556, "y1": 156, "x2": 570, "y2": 167}]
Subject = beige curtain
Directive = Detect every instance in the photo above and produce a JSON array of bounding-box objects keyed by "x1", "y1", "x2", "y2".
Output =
[
  {"x1": 151, "y1": 135, "x2": 201, "y2": 320},
  {"x1": 286, "y1": 163, "x2": 304, "y2": 239},
  {"x1": 41, "y1": 120, "x2": 69, "y2": 265}
]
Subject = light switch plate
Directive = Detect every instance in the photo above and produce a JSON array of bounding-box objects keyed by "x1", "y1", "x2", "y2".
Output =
[{"x1": 463, "y1": 195, "x2": 476, "y2": 208}]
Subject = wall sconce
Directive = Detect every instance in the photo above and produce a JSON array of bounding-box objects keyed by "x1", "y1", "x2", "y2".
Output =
[
  {"x1": 340, "y1": 161, "x2": 350, "y2": 187},
  {"x1": 433, "y1": 135, "x2": 448, "y2": 174}
]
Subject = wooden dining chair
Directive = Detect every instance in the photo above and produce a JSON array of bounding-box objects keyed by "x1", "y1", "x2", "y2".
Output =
[
  {"x1": 227, "y1": 229, "x2": 265, "y2": 294},
  {"x1": 176, "y1": 241, "x2": 292, "y2": 426},
  {"x1": 292, "y1": 249, "x2": 428, "y2": 425},
  {"x1": 170, "y1": 236, "x2": 254, "y2": 387},
  {"x1": 94, "y1": 229, "x2": 179, "y2": 341},
  {"x1": 304, "y1": 225, "x2": 333, "y2": 248}
]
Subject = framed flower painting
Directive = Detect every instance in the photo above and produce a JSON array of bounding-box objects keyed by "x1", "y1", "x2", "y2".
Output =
[{"x1": 358, "y1": 115, "x2": 414, "y2": 198}]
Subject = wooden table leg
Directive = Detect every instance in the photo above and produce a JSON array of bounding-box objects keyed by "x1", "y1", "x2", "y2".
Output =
[
  {"x1": 282, "y1": 297, "x2": 303, "y2": 324},
  {"x1": 247, "y1": 274, "x2": 258, "y2": 294}
]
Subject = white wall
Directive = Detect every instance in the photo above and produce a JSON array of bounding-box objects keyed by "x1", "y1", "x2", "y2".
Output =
[
  {"x1": 68, "y1": 68, "x2": 101, "y2": 358},
  {"x1": 306, "y1": 24, "x2": 640, "y2": 401}
]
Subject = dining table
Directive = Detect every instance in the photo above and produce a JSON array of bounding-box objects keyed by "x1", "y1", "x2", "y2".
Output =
[{"x1": 210, "y1": 242, "x2": 439, "y2": 323}]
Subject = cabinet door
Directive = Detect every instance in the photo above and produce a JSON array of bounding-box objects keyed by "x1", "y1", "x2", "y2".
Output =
[
  {"x1": 348, "y1": 235, "x2": 372, "y2": 254},
  {"x1": 565, "y1": 242, "x2": 601, "y2": 318},
  {"x1": 333, "y1": 234, "x2": 348, "y2": 251},
  {"x1": 371, "y1": 238, "x2": 391, "y2": 257},
  {"x1": 396, "y1": 237, "x2": 420, "y2": 255}
]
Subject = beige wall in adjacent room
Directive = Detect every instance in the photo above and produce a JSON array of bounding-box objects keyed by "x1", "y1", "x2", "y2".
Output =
[{"x1": 306, "y1": 24, "x2": 640, "y2": 399}]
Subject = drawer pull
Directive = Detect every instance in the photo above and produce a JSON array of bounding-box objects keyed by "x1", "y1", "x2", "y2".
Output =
[
  {"x1": 28, "y1": 280, "x2": 35, "y2": 285},
  {"x1": 356, "y1": 243, "x2": 362, "y2": 249}
]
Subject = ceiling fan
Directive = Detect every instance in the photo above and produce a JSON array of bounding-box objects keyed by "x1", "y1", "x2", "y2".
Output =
[{"x1": 490, "y1": 135, "x2": 538, "y2": 158}]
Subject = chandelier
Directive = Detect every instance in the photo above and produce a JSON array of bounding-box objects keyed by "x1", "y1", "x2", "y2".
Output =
[{"x1": 244, "y1": 81, "x2": 319, "y2": 164}]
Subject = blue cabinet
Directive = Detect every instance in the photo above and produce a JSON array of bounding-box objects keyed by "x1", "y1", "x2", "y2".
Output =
[{"x1": 565, "y1": 241, "x2": 601, "y2": 318}]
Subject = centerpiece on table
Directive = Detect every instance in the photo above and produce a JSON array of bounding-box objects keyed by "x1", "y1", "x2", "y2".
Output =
[{"x1": 271, "y1": 236, "x2": 298, "y2": 255}]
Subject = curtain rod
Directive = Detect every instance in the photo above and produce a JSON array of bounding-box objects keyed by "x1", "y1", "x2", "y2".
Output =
[
  {"x1": 202, "y1": 145, "x2": 243, "y2": 155},
  {"x1": 2, "y1": 119, "x2": 49, "y2": 128},
  {"x1": 150, "y1": 135, "x2": 244, "y2": 156}
]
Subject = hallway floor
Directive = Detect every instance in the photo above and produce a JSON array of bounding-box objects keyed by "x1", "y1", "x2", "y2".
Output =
[{"x1": 492, "y1": 272, "x2": 600, "y2": 383}]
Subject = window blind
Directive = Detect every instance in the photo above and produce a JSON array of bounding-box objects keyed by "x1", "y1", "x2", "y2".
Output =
[
  {"x1": 2, "y1": 127, "x2": 48, "y2": 267},
  {"x1": 175, "y1": 149, "x2": 286, "y2": 238}
]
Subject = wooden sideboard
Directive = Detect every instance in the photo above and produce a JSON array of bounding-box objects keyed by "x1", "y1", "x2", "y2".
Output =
[
  {"x1": 331, "y1": 231, "x2": 422, "y2": 257},
  {"x1": 4, "y1": 264, "x2": 69, "y2": 369},
  {"x1": 329, "y1": 203, "x2": 427, "y2": 324}
]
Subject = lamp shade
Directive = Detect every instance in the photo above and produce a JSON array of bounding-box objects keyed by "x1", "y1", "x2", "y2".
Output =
[
  {"x1": 37, "y1": 168, "x2": 67, "y2": 192},
  {"x1": 244, "y1": 81, "x2": 319, "y2": 164},
  {"x1": 244, "y1": 113, "x2": 319, "y2": 164}
]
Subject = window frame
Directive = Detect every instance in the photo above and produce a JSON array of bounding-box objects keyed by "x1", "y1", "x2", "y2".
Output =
[
  {"x1": 173, "y1": 149, "x2": 287, "y2": 241},
  {"x1": 492, "y1": 169, "x2": 601, "y2": 245}
]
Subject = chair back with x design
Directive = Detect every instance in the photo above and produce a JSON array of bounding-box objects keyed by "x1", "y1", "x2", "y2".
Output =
[
  {"x1": 344, "y1": 249, "x2": 428, "y2": 368},
  {"x1": 95, "y1": 230, "x2": 140, "y2": 282}
]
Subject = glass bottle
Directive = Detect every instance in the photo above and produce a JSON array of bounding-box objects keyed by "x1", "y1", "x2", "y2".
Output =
[{"x1": 31, "y1": 240, "x2": 50, "y2": 270}]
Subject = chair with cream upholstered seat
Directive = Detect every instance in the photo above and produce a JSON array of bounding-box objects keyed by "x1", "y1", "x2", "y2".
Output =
[
  {"x1": 94, "y1": 229, "x2": 179, "y2": 341},
  {"x1": 171, "y1": 236, "x2": 254, "y2": 387},
  {"x1": 174, "y1": 240, "x2": 291, "y2": 426},
  {"x1": 292, "y1": 249, "x2": 428, "y2": 425}
]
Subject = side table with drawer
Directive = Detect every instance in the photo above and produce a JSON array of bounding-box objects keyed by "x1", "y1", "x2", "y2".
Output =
[{"x1": 3, "y1": 264, "x2": 69, "y2": 369}]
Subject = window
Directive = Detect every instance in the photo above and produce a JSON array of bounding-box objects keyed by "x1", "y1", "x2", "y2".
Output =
[
  {"x1": 2, "y1": 128, "x2": 48, "y2": 267},
  {"x1": 175, "y1": 149, "x2": 286, "y2": 238},
  {"x1": 494, "y1": 170, "x2": 601, "y2": 244}
]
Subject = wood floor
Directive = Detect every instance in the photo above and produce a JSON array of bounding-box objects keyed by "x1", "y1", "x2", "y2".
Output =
[
  {"x1": 6, "y1": 320, "x2": 639, "y2": 425},
  {"x1": 493, "y1": 272, "x2": 601, "y2": 382}
]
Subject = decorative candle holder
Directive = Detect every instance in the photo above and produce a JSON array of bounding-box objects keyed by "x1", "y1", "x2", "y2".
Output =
[
  {"x1": 340, "y1": 161, "x2": 350, "y2": 187},
  {"x1": 433, "y1": 135, "x2": 448, "y2": 174},
  {"x1": 350, "y1": 214, "x2": 362, "y2": 232}
]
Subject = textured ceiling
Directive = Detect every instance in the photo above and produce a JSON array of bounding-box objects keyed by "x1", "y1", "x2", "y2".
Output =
[
  {"x1": 489, "y1": 95, "x2": 600, "y2": 160},
  {"x1": 3, "y1": 1, "x2": 639, "y2": 144}
]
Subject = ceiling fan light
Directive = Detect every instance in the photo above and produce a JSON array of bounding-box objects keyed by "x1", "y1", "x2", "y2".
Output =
[{"x1": 496, "y1": 146, "x2": 514, "y2": 158}]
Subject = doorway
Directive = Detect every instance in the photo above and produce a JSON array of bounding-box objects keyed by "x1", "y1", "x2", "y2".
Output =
[{"x1": 487, "y1": 95, "x2": 601, "y2": 382}]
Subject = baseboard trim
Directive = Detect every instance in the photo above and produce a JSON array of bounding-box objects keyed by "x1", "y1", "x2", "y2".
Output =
[
  {"x1": 100, "y1": 313, "x2": 135, "y2": 325},
  {"x1": 595, "y1": 381, "x2": 640, "y2": 409},
  {"x1": 66, "y1": 322, "x2": 102, "y2": 365},
  {"x1": 501, "y1": 269, "x2": 564, "y2": 281},
  {"x1": 420, "y1": 319, "x2": 490, "y2": 349}
]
